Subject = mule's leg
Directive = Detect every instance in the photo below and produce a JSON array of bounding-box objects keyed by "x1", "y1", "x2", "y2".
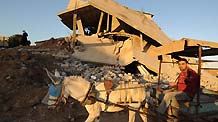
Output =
[
  {"x1": 139, "y1": 108, "x2": 148, "y2": 122},
  {"x1": 93, "y1": 116, "x2": 100, "y2": 122},
  {"x1": 85, "y1": 115, "x2": 99, "y2": 122},
  {"x1": 128, "y1": 110, "x2": 136, "y2": 122},
  {"x1": 85, "y1": 108, "x2": 101, "y2": 122},
  {"x1": 139, "y1": 114, "x2": 148, "y2": 122},
  {"x1": 85, "y1": 103, "x2": 101, "y2": 122}
]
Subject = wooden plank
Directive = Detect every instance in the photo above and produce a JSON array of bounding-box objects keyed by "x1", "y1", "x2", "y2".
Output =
[
  {"x1": 143, "y1": 42, "x2": 151, "y2": 53},
  {"x1": 202, "y1": 60, "x2": 218, "y2": 63},
  {"x1": 97, "y1": 12, "x2": 104, "y2": 34},
  {"x1": 106, "y1": 13, "x2": 110, "y2": 32},
  {"x1": 201, "y1": 68, "x2": 218, "y2": 70},
  {"x1": 140, "y1": 33, "x2": 144, "y2": 51},
  {"x1": 76, "y1": 17, "x2": 84, "y2": 35},
  {"x1": 72, "y1": 13, "x2": 77, "y2": 47},
  {"x1": 197, "y1": 45, "x2": 202, "y2": 115}
]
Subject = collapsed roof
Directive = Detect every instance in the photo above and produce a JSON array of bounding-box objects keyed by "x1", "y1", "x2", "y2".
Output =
[
  {"x1": 58, "y1": 0, "x2": 171, "y2": 46},
  {"x1": 57, "y1": 0, "x2": 218, "y2": 91}
]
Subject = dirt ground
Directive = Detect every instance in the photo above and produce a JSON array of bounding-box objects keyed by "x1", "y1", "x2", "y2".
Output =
[{"x1": 0, "y1": 45, "x2": 136, "y2": 122}]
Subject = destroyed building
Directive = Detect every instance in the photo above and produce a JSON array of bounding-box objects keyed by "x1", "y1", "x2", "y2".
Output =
[{"x1": 57, "y1": 0, "x2": 218, "y2": 91}]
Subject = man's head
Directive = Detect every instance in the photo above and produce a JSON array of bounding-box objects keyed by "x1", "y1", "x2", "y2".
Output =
[{"x1": 178, "y1": 58, "x2": 189, "y2": 71}]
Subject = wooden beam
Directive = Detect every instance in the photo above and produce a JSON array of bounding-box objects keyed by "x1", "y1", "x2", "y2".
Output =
[
  {"x1": 158, "y1": 55, "x2": 163, "y2": 86},
  {"x1": 140, "y1": 33, "x2": 144, "y2": 51},
  {"x1": 72, "y1": 13, "x2": 77, "y2": 48},
  {"x1": 202, "y1": 59, "x2": 218, "y2": 63},
  {"x1": 144, "y1": 42, "x2": 151, "y2": 53},
  {"x1": 97, "y1": 12, "x2": 104, "y2": 34},
  {"x1": 76, "y1": 17, "x2": 84, "y2": 35},
  {"x1": 106, "y1": 13, "x2": 110, "y2": 32},
  {"x1": 196, "y1": 45, "x2": 202, "y2": 115}
]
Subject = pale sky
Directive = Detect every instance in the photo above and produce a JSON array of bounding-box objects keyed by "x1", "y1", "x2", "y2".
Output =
[{"x1": 0, "y1": 0, "x2": 218, "y2": 43}]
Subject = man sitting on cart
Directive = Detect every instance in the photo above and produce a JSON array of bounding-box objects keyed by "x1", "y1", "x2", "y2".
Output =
[{"x1": 157, "y1": 58, "x2": 198, "y2": 117}]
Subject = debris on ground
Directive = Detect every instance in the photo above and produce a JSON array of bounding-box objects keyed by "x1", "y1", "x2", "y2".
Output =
[{"x1": 0, "y1": 45, "x2": 149, "y2": 122}]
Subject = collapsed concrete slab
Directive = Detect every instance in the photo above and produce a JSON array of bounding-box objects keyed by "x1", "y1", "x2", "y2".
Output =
[
  {"x1": 58, "y1": 0, "x2": 171, "y2": 46},
  {"x1": 151, "y1": 38, "x2": 218, "y2": 57},
  {"x1": 72, "y1": 34, "x2": 180, "y2": 81},
  {"x1": 58, "y1": 0, "x2": 218, "y2": 91}
]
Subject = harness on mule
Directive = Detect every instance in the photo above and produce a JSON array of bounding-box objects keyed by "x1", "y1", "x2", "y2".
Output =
[
  {"x1": 51, "y1": 81, "x2": 97, "y2": 107},
  {"x1": 80, "y1": 83, "x2": 98, "y2": 106},
  {"x1": 80, "y1": 80, "x2": 115, "y2": 109},
  {"x1": 104, "y1": 80, "x2": 115, "y2": 111}
]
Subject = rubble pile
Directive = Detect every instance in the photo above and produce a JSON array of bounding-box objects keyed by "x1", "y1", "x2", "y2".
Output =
[
  {"x1": 56, "y1": 54, "x2": 218, "y2": 91},
  {"x1": 58, "y1": 57, "x2": 147, "y2": 84},
  {"x1": 35, "y1": 37, "x2": 68, "y2": 50}
]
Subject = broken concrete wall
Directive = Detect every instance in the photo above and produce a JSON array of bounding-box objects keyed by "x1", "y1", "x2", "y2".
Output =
[
  {"x1": 73, "y1": 34, "x2": 180, "y2": 82},
  {"x1": 73, "y1": 36, "x2": 218, "y2": 91}
]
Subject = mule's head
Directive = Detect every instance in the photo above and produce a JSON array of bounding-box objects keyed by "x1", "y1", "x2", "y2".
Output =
[{"x1": 62, "y1": 76, "x2": 91, "y2": 103}]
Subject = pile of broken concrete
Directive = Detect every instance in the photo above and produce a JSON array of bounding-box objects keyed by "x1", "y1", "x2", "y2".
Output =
[{"x1": 58, "y1": 57, "x2": 149, "y2": 84}]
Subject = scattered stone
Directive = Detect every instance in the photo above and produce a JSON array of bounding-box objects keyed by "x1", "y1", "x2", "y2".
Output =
[
  {"x1": 19, "y1": 51, "x2": 31, "y2": 61},
  {"x1": 1, "y1": 105, "x2": 12, "y2": 112},
  {"x1": 61, "y1": 72, "x2": 67, "y2": 76},
  {"x1": 5, "y1": 75, "x2": 11, "y2": 80},
  {"x1": 90, "y1": 76, "x2": 97, "y2": 80},
  {"x1": 56, "y1": 57, "x2": 148, "y2": 83}
]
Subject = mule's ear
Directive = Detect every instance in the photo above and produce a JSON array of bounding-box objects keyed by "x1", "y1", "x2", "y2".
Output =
[
  {"x1": 48, "y1": 72, "x2": 62, "y2": 85},
  {"x1": 45, "y1": 69, "x2": 57, "y2": 84},
  {"x1": 55, "y1": 69, "x2": 61, "y2": 77},
  {"x1": 62, "y1": 97, "x2": 67, "y2": 104}
]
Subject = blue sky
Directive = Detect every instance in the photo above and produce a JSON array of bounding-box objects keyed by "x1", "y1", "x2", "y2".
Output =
[{"x1": 0, "y1": 0, "x2": 218, "y2": 44}]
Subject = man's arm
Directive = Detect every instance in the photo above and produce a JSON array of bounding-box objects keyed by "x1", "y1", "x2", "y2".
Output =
[{"x1": 157, "y1": 83, "x2": 177, "y2": 94}]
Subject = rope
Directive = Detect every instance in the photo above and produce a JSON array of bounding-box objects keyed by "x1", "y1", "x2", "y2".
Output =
[
  {"x1": 98, "y1": 84, "x2": 151, "y2": 92},
  {"x1": 89, "y1": 96, "x2": 172, "y2": 121}
]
